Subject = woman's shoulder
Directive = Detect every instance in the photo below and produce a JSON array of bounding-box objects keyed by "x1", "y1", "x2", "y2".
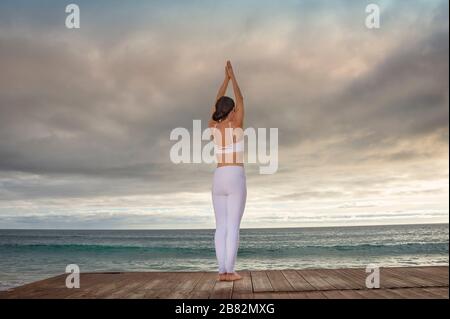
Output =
[
  {"x1": 229, "y1": 119, "x2": 243, "y2": 129},
  {"x1": 209, "y1": 118, "x2": 242, "y2": 129},
  {"x1": 208, "y1": 119, "x2": 217, "y2": 128}
]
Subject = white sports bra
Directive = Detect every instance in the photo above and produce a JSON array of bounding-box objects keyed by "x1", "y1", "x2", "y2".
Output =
[{"x1": 213, "y1": 122, "x2": 244, "y2": 155}]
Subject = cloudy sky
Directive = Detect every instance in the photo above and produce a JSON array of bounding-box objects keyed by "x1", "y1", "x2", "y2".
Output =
[{"x1": 0, "y1": 0, "x2": 448, "y2": 229}]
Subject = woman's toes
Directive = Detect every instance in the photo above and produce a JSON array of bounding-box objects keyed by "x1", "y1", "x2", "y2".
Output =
[
  {"x1": 226, "y1": 272, "x2": 242, "y2": 281},
  {"x1": 218, "y1": 273, "x2": 227, "y2": 281}
]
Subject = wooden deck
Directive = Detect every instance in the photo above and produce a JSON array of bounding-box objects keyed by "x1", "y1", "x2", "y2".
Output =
[{"x1": 0, "y1": 266, "x2": 448, "y2": 299}]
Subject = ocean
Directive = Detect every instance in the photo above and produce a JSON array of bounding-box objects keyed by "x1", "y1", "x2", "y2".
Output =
[{"x1": 0, "y1": 223, "x2": 448, "y2": 291}]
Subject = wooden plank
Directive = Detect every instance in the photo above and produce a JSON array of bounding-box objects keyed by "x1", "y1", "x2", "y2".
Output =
[
  {"x1": 383, "y1": 268, "x2": 436, "y2": 288},
  {"x1": 332, "y1": 268, "x2": 367, "y2": 289},
  {"x1": 165, "y1": 272, "x2": 205, "y2": 299},
  {"x1": 402, "y1": 267, "x2": 449, "y2": 286},
  {"x1": 286, "y1": 291, "x2": 309, "y2": 299},
  {"x1": 9, "y1": 274, "x2": 66, "y2": 291},
  {"x1": 142, "y1": 272, "x2": 189, "y2": 299},
  {"x1": 314, "y1": 269, "x2": 355, "y2": 290},
  {"x1": 297, "y1": 269, "x2": 335, "y2": 291},
  {"x1": 281, "y1": 270, "x2": 316, "y2": 291},
  {"x1": 321, "y1": 290, "x2": 350, "y2": 299},
  {"x1": 386, "y1": 287, "x2": 428, "y2": 299},
  {"x1": 10, "y1": 273, "x2": 121, "y2": 299},
  {"x1": 145, "y1": 289, "x2": 173, "y2": 299},
  {"x1": 414, "y1": 266, "x2": 449, "y2": 278},
  {"x1": 188, "y1": 290, "x2": 211, "y2": 299},
  {"x1": 2, "y1": 274, "x2": 66, "y2": 298},
  {"x1": 411, "y1": 268, "x2": 448, "y2": 286},
  {"x1": 101, "y1": 273, "x2": 166, "y2": 299},
  {"x1": 353, "y1": 289, "x2": 387, "y2": 299},
  {"x1": 369, "y1": 289, "x2": 404, "y2": 299},
  {"x1": 422, "y1": 287, "x2": 449, "y2": 299},
  {"x1": 406, "y1": 288, "x2": 445, "y2": 299},
  {"x1": 2, "y1": 267, "x2": 448, "y2": 299},
  {"x1": 379, "y1": 268, "x2": 418, "y2": 288},
  {"x1": 67, "y1": 273, "x2": 139, "y2": 299},
  {"x1": 254, "y1": 292, "x2": 290, "y2": 299},
  {"x1": 386, "y1": 267, "x2": 431, "y2": 286},
  {"x1": 233, "y1": 271, "x2": 253, "y2": 293},
  {"x1": 173, "y1": 272, "x2": 204, "y2": 291},
  {"x1": 185, "y1": 272, "x2": 216, "y2": 299},
  {"x1": 266, "y1": 270, "x2": 294, "y2": 292},
  {"x1": 210, "y1": 280, "x2": 233, "y2": 299},
  {"x1": 355, "y1": 288, "x2": 443, "y2": 300},
  {"x1": 105, "y1": 281, "x2": 147, "y2": 299},
  {"x1": 164, "y1": 290, "x2": 193, "y2": 299},
  {"x1": 142, "y1": 277, "x2": 167, "y2": 290},
  {"x1": 338, "y1": 290, "x2": 365, "y2": 299},
  {"x1": 194, "y1": 272, "x2": 217, "y2": 292},
  {"x1": 288, "y1": 291, "x2": 329, "y2": 299},
  {"x1": 418, "y1": 271, "x2": 449, "y2": 285},
  {"x1": 232, "y1": 292, "x2": 255, "y2": 299},
  {"x1": 304, "y1": 291, "x2": 328, "y2": 299},
  {"x1": 251, "y1": 271, "x2": 273, "y2": 293}
]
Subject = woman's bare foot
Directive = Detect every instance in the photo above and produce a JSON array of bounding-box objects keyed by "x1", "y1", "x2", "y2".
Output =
[
  {"x1": 226, "y1": 272, "x2": 242, "y2": 281},
  {"x1": 218, "y1": 273, "x2": 227, "y2": 281}
]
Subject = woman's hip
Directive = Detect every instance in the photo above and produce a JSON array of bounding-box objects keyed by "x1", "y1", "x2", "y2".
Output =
[{"x1": 212, "y1": 166, "x2": 246, "y2": 195}]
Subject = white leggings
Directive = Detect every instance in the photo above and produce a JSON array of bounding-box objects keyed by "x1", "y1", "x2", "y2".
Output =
[{"x1": 212, "y1": 166, "x2": 247, "y2": 274}]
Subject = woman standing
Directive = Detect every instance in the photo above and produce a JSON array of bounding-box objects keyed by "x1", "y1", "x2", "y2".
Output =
[{"x1": 208, "y1": 61, "x2": 246, "y2": 281}]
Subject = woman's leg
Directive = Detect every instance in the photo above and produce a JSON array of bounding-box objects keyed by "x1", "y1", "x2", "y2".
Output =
[
  {"x1": 225, "y1": 177, "x2": 247, "y2": 274},
  {"x1": 212, "y1": 194, "x2": 228, "y2": 274}
]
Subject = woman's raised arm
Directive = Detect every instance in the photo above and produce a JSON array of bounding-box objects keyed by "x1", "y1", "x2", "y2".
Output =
[
  {"x1": 209, "y1": 66, "x2": 230, "y2": 127},
  {"x1": 227, "y1": 61, "x2": 244, "y2": 127}
]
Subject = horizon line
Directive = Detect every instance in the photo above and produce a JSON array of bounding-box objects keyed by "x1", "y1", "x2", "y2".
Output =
[{"x1": 0, "y1": 222, "x2": 448, "y2": 231}]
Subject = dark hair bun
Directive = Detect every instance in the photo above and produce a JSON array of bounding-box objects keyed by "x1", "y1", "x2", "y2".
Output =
[
  {"x1": 212, "y1": 111, "x2": 224, "y2": 122},
  {"x1": 212, "y1": 96, "x2": 235, "y2": 122}
]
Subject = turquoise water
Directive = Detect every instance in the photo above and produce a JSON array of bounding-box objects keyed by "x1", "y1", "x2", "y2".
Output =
[{"x1": 0, "y1": 224, "x2": 448, "y2": 290}]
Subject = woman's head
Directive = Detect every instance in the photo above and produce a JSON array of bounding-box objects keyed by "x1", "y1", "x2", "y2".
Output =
[{"x1": 212, "y1": 96, "x2": 235, "y2": 122}]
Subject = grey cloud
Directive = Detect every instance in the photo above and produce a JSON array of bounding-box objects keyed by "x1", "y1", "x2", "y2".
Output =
[
  {"x1": 0, "y1": 1, "x2": 448, "y2": 228},
  {"x1": 274, "y1": 191, "x2": 346, "y2": 201},
  {"x1": 1, "y1": 14, "x2": 447, "y2": 178}
]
